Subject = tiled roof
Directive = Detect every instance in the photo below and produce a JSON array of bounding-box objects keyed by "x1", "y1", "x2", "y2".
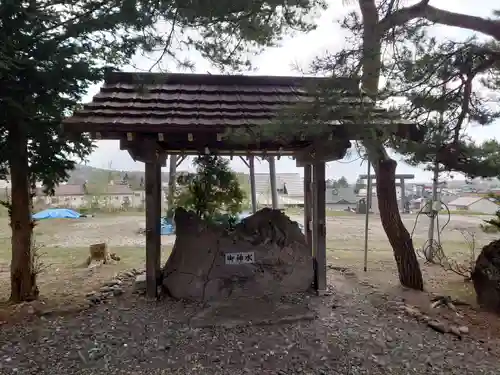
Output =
[
  {"x1": 253, "y1": 173, "x2": 303, "y2": 197},
  {"x1": 325, "y1": 187, "x2": 358, "y2": 204},
  {"x1": 42, "y1": 184, "x2": 85, "y2": 196},
  {"x1": 62, "y1": 72, "x2": 417, "y2": 153},
  {"x1": 447, "y1": 196, "x2": 490, "y2": 207},
  {"x1": 62, "y1": 72, "x2": 362, "y2": 133}
]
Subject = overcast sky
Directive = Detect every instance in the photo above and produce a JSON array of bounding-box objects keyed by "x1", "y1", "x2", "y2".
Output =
[{"x1": 83, "y1": 0, "x2": 498, "y2": 183}]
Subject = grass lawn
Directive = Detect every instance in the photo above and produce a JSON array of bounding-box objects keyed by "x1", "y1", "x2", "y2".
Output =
[
  {"x1": 0, "y1": 244, "x2": 172, "y2": 319},
  {"x1": 0, "y1": 243, "x2": 170, "y2": 292},
  {"x1": 0, "y1": 209, "x2": 485, "y2": 318},
  {"x1": 0, "y1": 215, "x2": 173, "y2": 317}
]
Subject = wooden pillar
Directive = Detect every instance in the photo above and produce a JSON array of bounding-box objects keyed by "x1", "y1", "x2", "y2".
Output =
[
  {"x1": 304, "y1": 164, "x2": 313, "y2": 251},
  {"x1": 268, "y1": 156, "x2": 278, "y2": 209},
  {"x1": 145, "y1": 159, "x2": 162, "y2": 298},
  {"x1": 249, "y1": 156, "x2": 257, "y2": 213},
  {"x1": 312, "y1": 162, "x2": 327, "y2": 295},
  {"x1": 166, "y1": 154, "x2": 177, "y2": 218},
  {"x1": 400, "y1": 178, "x2": 406, "y2": 212}
]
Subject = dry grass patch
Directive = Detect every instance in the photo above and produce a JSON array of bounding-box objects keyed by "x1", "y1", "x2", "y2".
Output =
[
  {"x1": 0, "y1": 225, "x2": 172, "y2": 319},
  {"x1": 326, "y1": 238, "x2": 480, "y2": 305}
]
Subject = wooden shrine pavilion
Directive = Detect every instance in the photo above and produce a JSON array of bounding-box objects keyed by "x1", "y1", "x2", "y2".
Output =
[{"x1": 63, "y1": 71, "x2": 416, "y2": 298}]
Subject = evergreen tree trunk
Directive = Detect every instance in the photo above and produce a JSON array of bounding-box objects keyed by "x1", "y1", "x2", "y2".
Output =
[
  {"x1": 358, "y1": 0, "x2": 424, "y2": 290},
  {"x1": 9, "y1": 125, "x2": 38, "y2": 302},
  {"x1": 375, "y1": 158, "x2": 424, "y2": 290}
]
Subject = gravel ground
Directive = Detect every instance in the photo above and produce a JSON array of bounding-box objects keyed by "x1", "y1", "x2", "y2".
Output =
[
  {"x1": 0, "y1": 272, "x2": 498, "y2": 375},
  {"x1": 1, "y1": 212, "x2": 497, "y2": 374}
]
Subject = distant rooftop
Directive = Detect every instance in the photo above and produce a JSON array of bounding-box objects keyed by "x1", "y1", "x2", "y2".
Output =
[
  {"x1": 447, "y1": 196, "x2": 484, "y2": 207},
  {"x1": 252, "y1": 173, "x2": 303, "y2": 197},
  {"x1": 325, "y1": 187, "x2": 358, "y2": 204}
]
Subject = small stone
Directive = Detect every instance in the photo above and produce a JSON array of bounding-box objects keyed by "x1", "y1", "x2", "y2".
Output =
[
  {"x1": 134, "y1": 274, "x2": 147, "y2": 293},
  {"x1": 404, "y1": 305, "x2": 421, "y2": 318},
  {"x1": 85, "y1": 291, "x2": 96, "y2": 297},
  {"x1": 112, "y1": 287, "x2": 124, "y2": 296},
  {"x1": 458, "y1": 326, "x2": 469, "y2": 334},
  {"x1": 87, "y1": 295, "x2": 101, "y2": 304},
  {"x1": 26, "y1": 305, "x2": 36, "y2": 315},
  {"x1": 103, "y1": 279, "x2": 121, "y2": 287},
  {"x1": 419, "y1": 315, "x2": 431, "y2": 323},
  {"x1": 450, "y1": 326, "x2": 462, "y2": 338},
  {"x1": 427, "y1": 320, "x2": 448, "y2": 333},
  {"x1": 100, "y1": 286, "x2": 114, "y2": 293}
]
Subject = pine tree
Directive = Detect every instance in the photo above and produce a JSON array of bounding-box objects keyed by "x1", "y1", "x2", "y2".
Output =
[
  {"x1": 174, "y1": 156, "x2": 246, "y2": 224},
  {"x1": 292, "y1": 2, "x2": 500, "y2": 291},
  {"x1": 386, "y1": 30, "x2": 500, "y2": 179},
  {"x1": 0, "y1": 0, "x2": 324, "y2": 302}
]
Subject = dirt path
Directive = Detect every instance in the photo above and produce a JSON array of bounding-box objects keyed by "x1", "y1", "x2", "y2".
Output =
[{"x1": 0, "y1": 272, "x2": 498, "y2": 375}]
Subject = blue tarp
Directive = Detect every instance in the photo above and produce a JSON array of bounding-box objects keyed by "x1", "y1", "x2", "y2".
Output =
[
  {"x1": 33, "y1": 208, "x2": 82, "y2": 220},
  {"x1": 160, "y1": 217, "x2": 175, "y2": 235},
  {"x1": 160, "y1": 223, "x2": 174, "y2": 235}
]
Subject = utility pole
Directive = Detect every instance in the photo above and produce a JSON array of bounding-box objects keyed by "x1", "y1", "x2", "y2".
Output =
[
  {"x1": 363, "y1": 160, "x2": 371, "y2": 272},
  {"x1": 426, "y1": 80, "x2": 446, "y2": 262},
  {"x1": 425, "y1": 161, "x2": 440, "y2": 261}
]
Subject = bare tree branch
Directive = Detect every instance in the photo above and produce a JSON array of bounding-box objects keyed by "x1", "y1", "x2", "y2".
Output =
[{"x1": 379, "y1": 2, "x2": 500, "y2": 40}]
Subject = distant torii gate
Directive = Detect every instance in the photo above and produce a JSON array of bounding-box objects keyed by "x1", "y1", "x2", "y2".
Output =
[{"x1": 359, "y1": 173, "x2": 415, "y2": 212}]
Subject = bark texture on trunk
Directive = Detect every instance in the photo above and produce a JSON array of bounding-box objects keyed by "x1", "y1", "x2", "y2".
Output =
[
  {"x1": 375, "y1": 158, "x2": 424, "y2": 291},
  {"x1": 9, "y1": 126, "x2": 38, "y2": 303},
  {"x1": 358, "y1": 0, "x2": 424, "y2": 291}
]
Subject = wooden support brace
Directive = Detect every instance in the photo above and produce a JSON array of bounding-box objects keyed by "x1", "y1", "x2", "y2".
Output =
[
  {"x1": 312, "y1": 162, "x2": 327, "y2": 295},
  {"x1": 295, "y1": 140, "x2": 351, "y2": 167},
  {"x1": 239, "y1": 155, "x2": 250, "y2": 168},
  {"x1": 145, "y1": 159, "x2": 162, "y2": 298},
  {"x1": 120, "y1": 138, "x2": 167, "y2": 166},
  {"x1": 249, "y1": 156, "x2": 257, "y2": 213},
  {"x1": 176, "y1": 156, "x2": 186, "y2": 167},
  {"x1": 303, "y1": 164, "x2": 313, "y2": 255}
]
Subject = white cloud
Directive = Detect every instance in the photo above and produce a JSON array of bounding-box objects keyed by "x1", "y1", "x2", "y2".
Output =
[{"x1": 84, "y1": 0, "x2": 499, "y2": 183}]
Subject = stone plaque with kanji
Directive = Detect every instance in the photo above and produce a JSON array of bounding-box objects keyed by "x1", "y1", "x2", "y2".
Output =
[{"x1": 225, "y1": 251, "x2": 255, "y2": 265}]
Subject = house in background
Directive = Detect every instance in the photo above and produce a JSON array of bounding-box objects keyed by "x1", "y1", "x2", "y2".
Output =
[
  {"x1": 129, "y1": 188, "x2": 167, "y2": 210},
  {"x1": 131, "y1": 188, "x2": 146, "y2": 210},
  {"x1": 447, "y1": 196, "x2": 498, "y2": 214},
  {"x1": 95, "y1": 184, "x2": 136, "y2": 209},
  {"x1": 256, "y1": 194, "x2": 304, "y2": 207},
  {"x1": 356, "y1": 188, "x2": 381, "y2": 213},
  {"x1": 410, "y1": 193, "x2": 458, "y2": 212},
  {"x1": 34, "y1": 184, "x2": 86, "y2": 208},
  {"x1": 253, "y1": 173, "x2": 304, "y2": 207},
  {"x1": 325, "y1": 187, "x2": 359, "y2": 211}
]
